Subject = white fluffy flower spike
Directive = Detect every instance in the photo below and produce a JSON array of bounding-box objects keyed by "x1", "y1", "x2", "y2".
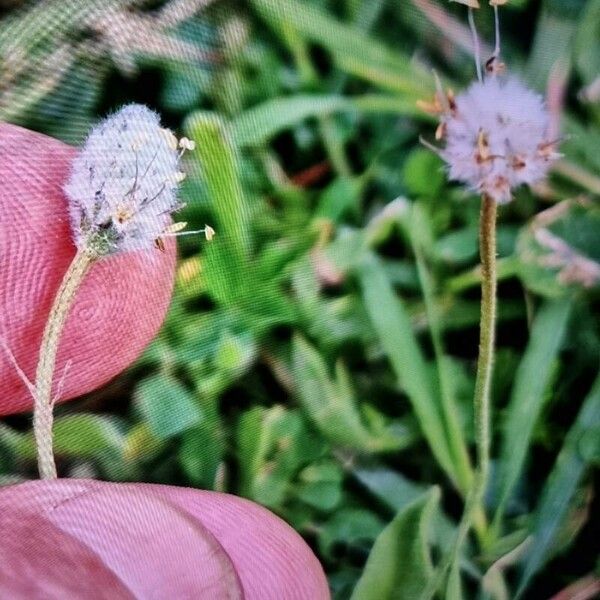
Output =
[
  {"x1": 421, "y1": 4, "x2": 559, "y2": 203},
  {"x1": 64, "y1": 104, "x2": 200, "y2": 255}
]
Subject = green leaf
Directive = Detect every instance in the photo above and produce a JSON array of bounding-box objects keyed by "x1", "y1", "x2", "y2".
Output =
[
  {"x1": 230, "y1": 94, "x2": 428, "y2": 147},
  {"x1": 292, "y1": 335, "x2": 410, "y2": 452},
  {"x1": 123, "y1": 423, "x2": 164, "y2": 462},
  {"x1": 526, "y1": 8, "x2": 577, "y2": 91},
  {"x1": 357, "y1": 253, "x2": 456, "y2": 483},
  {"x1": 213, "y1": 331, "x2": 257, "y2": 374},
  {"x1": 179, "y1": 417, "x2": 225, "y2": 489},
  {"x1": 408, "y1": 203, "x2": 473, "y2": 495},
  {"x1": 495, "y1": 298, "x2": 573, "y2": 522},
  {"x1": 135, "y1": 374, "x2": 202, "y2": 439},
  {"x1": 516, "y1": 375, "x2": 600, "y2": 597},
  {"x1": 574, "y1": 0, "x2": 600, "y2": 86},
  {"x1": 402, "y1": 149, "x2": 445, "y2": 198},
  {"x1": 319, "y1": 508, "x2": 385, "y2": 560},
  {"x1": 350, "y1": 488, "x2": 440, "y2": 600},
  {"x1": 161, "y1": 65, "x2": 210, "y2": 112},
  {"x1": 13, "y1": 414, "x2": 124, "y2": 460},
  {"x1": 435, "y1": 227, "x2": 479, "y2": 266},
  {"x1": 232, "y1": 95, "x2": 349, "y2": 147},
  {"x1": 353, "y1": 467, "x2": 456, "y2": 552},
  {"x1": 315, "y1": 177, "x2": 363, "y2": 223},
  {"x1": 237, "y1": 405, "x2": 326, "y2": 508},
  {"x1": 295, "y1": 461, "x2": 344, "y2": 511},
  {"x1": 185, "y1": 111, "x2": 250, "y2": 303},
  {"x1": 353, "y1": 467, "x2": 430, "y2": 511}
]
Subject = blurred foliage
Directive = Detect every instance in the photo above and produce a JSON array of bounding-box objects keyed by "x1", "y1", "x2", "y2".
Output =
[{"x1": 1, "y1": 0, "x2": 599, "y2": 598}]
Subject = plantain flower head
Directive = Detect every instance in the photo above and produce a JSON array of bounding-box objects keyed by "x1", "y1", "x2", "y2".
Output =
[
  {"x1": 64, "y1": 104, "x2": 193, "y2": 255},
  {"x1": 438, "y1": 76, "x2": 558, "y2": 203},
  {"x1": 421, "y1": 4, "x2": 559, "y2": 203}
]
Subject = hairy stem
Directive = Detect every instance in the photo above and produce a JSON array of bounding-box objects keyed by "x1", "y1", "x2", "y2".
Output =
[
  {"x1": 473, "y1": 194, "x2": 497, "y2": 500},
  {"x1": 421, "y1": 195, "x2": 497, "y2": 599},
  {"x1": 451, "y1": 194, "x2": 497, "y2": 574},
  {"x1": 414, "y1": 236, "x2": 491, "y2": 542},
  {"x1": 33, "y1": 249, "x2": 95, "y2": 479}
]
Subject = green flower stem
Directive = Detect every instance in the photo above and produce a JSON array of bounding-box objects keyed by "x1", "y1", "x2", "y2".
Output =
[
  {"x1": 473, "y1": 193, "x2": 497, "y2": 508},
  {"x1": 409, "y1": 204, "x2": 492, "y2": 546},
  {"x1": 450, "y1": 194, "x2": 497, "y2": 576},
  {"x1": 33, "y1": 248, "x2": 96, "y2": 479},
  {"x1": 422, "y1": 195, "x2": 497, "y2": 599}
]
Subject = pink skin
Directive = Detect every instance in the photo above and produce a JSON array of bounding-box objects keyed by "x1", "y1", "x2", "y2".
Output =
[
  {"x1": 0, "y1": 479, "x2": 330, "y2": 599},
  {"x1": 0, "y1": 123, "x2": 177, "y2": 415},
  {"x1": 0, "y1": 125, "x2": 330, "y2": 597}
]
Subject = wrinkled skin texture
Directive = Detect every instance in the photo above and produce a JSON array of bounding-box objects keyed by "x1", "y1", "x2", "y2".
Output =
[
  {"x1": 0, "y1": 479, "x2": 330, "y2": 599},
  {"x1": 0, "y1": 124, "x2": 177, "y2": 414}
]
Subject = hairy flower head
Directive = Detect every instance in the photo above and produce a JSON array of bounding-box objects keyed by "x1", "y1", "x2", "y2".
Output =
[
  {"x1": 64, "y1": 104, "x2": 192, "y2": 255},
  {"x1": 421, "y1": 4, "x2": 560, "y2": 203},
  {"x1": 435, "y1": 76, "x2": 558, "y2": 203}
]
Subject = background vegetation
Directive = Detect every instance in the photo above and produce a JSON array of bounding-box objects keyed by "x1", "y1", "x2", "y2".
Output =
[{"x1": 0, "y1": 0, "x2": 599, "y2": 598}]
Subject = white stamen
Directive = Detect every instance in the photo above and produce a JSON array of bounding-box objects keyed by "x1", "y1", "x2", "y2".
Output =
[
  {"x1": 179, "y1": 137, "x2": 196, "y2": 152},
  {"x1": 161, "y1": 224, "x2": 215, "y2": 241}
]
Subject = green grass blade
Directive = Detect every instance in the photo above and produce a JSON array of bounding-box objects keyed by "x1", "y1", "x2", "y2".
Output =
[
  {"x1": 10, "y1": 415, "x2": 125, "y2": 460},
  {"x1": 136, "y1": 374, "x2": 202, "y2": 440},
  {"x1": 185, "y1": 111, "x2": 250, "y2": 303},
  {"x1": 231, "y1": 95, "x2": 349, "y2": 147},
  {"x1": 251, "y1": 0, "x2": 433, "y2": 96},
  {"x1": 292, "y1": 335, "x2": 413, "y2": 452},
  {"x1": 350, "y1": 488, "x2": 440, "y2": 600},
  {"x1": 516, "y1": 375, "x2": 600, "y2": 597},
  {"x1": 230, "y1": 94, "x2": 430, "y2": 147},
  {"x1": 409, "y1": 203, "x2": 473, "y2": 495},
  {"x1": 186, "y1": 111, "x2": 249, "y2": 257},
  {"x1": 358, "y1": 253, "x2": 457, "y2": 484},
  {"x1": 494, "y1": 298, "x2": 573, "y2": 524}
]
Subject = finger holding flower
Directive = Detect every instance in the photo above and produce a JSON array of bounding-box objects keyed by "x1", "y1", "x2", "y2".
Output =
[
  {"x1": 0, "y1": 123, "x2": 176, "y2": 417},
  {"x1": 1, "y1": 105, "x2": 212, "y2": 479}
]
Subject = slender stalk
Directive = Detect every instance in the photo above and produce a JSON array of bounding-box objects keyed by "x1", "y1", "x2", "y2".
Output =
[
  {"x1": 421, "y1": 195, "x2": 497, "y2": 600},
  {"x1": 451, "y1": 194, "x2": 497, "y2": 568},
  {"x1": 473, "y1": 194, "x2": 497, "y2": 498},
  {"x1": 412, "y1": 232, "x2": 489, "y2": 543},
  {"x1": 33, "y1": 248, "x2": 95, "y2": 479},
  {"x1": 468, "y1": 7, "x2": 483, "y2": 83}
]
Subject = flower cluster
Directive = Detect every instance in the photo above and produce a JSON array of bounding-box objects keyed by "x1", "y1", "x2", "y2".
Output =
[
  {"x1": 64, "y1": 104, "x2": 195, "y2": 255},
  {"x1": 437, "y1": 77, "x2": 558, "y2": 203},
  {"x1": 421, "y1": 5, "x2": 559, "y2": 203}
]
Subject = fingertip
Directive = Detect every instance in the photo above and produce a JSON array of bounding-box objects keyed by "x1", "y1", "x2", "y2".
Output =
[{"x1": 0, "y1": 127, "x2": 177, "y2": 414}]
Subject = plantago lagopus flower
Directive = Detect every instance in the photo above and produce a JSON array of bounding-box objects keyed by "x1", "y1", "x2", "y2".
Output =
[
  {"x1": 65, "y1": 104, "x2": 210, "y2": 255},
  {"x1": 20, "y1": 104, "x2": 212, "y2": 479},
  {"x1": 418, "y1": 3, "x2": 562, "y2": 594},
  {"x1": 420, "y1": 1, "x2": 560, "y2": 204}
]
